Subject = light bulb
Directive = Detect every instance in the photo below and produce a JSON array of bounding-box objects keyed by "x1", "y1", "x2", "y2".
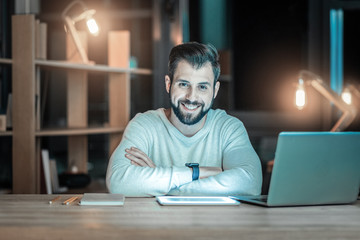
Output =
[
  {"x1": 295, "y1": 78, "x2": 306, "y2": 110},
  {"x1": 341, "y1": 88, "x2": 352, "y2": 105},
  {"x1": 86, "y1": 18, "x2": 99, "y2": 36}
]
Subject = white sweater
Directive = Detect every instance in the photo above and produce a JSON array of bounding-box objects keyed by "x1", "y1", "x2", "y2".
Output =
[{"x1": 106, "y1": 108, "x2": 262, "y2": 197}]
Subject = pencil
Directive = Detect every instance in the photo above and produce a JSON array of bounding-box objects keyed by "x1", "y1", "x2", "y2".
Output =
[
  {"x1": 62, "y1": 196, "x2": 78, "y2": 205},
  {"x1": 49, "y1": 196, "x2": 61, "y2": 204}
]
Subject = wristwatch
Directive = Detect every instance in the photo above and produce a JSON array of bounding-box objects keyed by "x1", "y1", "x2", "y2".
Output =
[{"x1": 185, "y1": 163, "x2": 199, "y2": 181}]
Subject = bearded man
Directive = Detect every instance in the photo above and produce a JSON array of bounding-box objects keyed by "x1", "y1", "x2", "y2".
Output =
[{"x1": 106, "y1": 42, "x2": 262, "y2": 197}]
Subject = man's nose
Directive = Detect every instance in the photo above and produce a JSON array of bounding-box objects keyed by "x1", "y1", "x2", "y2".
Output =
[{"x1": 185, "y1": 87, "x2": 197, "y2": 101}]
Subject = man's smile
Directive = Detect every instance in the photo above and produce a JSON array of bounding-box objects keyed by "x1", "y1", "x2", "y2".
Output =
[{"x1": 181, "y1": 102, "x2": 202, "y2": 111}]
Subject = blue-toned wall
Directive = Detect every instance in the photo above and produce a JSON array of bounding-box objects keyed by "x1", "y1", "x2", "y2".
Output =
[{"x1": 199, "y1": 0, "x2": 228, "y2": 50}]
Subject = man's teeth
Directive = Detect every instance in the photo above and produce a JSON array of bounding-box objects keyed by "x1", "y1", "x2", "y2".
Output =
[{"x1": 183, "y1": 103, "x2": 199, "y2": 110}]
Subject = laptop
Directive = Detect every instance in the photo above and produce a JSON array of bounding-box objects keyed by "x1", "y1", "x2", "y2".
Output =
[{"x1": 230, "y1": 132, "x2": 360, "y2": 207}]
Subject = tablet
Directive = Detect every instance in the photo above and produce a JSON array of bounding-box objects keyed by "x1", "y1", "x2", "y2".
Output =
[{"x1": 156, "y1": 196, "x2": 240, "y2": 206}]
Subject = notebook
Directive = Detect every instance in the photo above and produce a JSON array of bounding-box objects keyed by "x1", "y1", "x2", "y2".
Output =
[
  {"x1": 230, "y1": 132, "x2": 360, "y2": 207},
  {"x1": 79, "y1": 193, "x2": 125, "y2": 206}
]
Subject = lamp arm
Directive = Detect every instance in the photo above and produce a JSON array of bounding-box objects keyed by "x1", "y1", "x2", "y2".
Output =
[
  {"x1": 349, "y1": 85, "x2": 360, "y2": 99},
  {"x1": 299, "y1": 70, "x2": 322, "y2": 81},
  {"x1": 61, "y1": 0, "x2": 87, "y2": 20},
  {"x1": 331, "y1": 110, "x2": 356, "y2": 132},
  {"x1": 64, "y1": 16, "x2": 89, "y2": 63},
  {"x1": 310, "y1": 79, "x2": 357, "y2": 132}
]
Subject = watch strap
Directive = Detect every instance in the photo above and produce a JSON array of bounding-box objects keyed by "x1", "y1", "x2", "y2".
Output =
[
  {"x1": 185, "y1": 163, "x2": 199, "y2": 181},
  {"x1": 192, "y1": 165, "x2": 199, "y2": 180}
]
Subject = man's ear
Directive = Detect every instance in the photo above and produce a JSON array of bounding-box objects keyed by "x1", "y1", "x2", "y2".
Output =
[
  {"x1": 214, "y1": 81, "x2": 220, "y2": 99},
  {"x1": 165, "y1": 75, "x2": 171, "y2": 94}
]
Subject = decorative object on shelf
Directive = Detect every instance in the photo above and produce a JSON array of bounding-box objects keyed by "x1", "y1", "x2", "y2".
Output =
[
  {"x1": 295, "y1": 70, "x2": 357, "y2": 132},
  {"x1": 62, "y1": 0, "x2": 100, "y2": 63}
]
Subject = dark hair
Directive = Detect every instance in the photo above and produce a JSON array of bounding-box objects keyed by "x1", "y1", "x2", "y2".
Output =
[{"x1": 168, "y1": 42, "x2": 220, "y2": 84}]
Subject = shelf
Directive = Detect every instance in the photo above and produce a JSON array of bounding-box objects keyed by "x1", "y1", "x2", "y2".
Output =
[
  {"x1": 41, "y1": 9, "x2": 152, "y2": 22},
  {"x1": 36, "y1": 127, "x2": 125, "y2": 137},
  {"x1": 35, "y1": 59, "x2": 152, "y2": 75},
  {"x1": 9, "y1": 15, "x2": 132, "y2": 193},
  {"x1": 0, "y1": 58, "x2": 12, "y2": 64},
  {"x1": 0, "y1": 58, "x2": 152, "y2": 75},
  {"x1": 0, "y1": 131, "x2": 12, "y2": 136}
]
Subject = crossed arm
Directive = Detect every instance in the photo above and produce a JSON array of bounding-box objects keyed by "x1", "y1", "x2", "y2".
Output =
[
  {"x1": 125, "y1": 147, "x2": 222, "y2": 179},
  {"x1": 107, "y1": 114, "x2": 263, "y2": 197}
]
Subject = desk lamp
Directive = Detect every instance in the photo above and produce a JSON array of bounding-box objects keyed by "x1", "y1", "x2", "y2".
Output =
[
  {"x1": 62, "y1": 0, "x2": 100, "y2": 63},
  {"x1": 295, "y1": 70, "x2": 357, "y2": 132},
  {"x1": 341, "y1": 84, "x2": 360, "y2": 106}
]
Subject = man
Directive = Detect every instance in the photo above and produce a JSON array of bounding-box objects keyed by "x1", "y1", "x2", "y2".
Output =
[{"x1": 106, "y1": 42, "x2": 262, "y2": 197}]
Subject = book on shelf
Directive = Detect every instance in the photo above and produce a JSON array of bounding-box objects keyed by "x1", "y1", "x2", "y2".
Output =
[
  {"x1": 79, "y1": 193, "x2": 125, "y2": 206},
  {"x1": 41, "y1": 149, "x2": 52, "y2": 194},
  {"x1": 41, "y1": 149, "x2": 68, "y2": 194},
  {"x1": 49, "y1": 159, "x2": 68, "y2": 193}
]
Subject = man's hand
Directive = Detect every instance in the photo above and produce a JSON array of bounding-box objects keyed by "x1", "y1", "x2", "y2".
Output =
[
  {"x1": 199, "y1": 167, "x2": 223, "y2": 179},
  {"x1": 125, "y1": 147, "x2": 156, "y2": 168}
]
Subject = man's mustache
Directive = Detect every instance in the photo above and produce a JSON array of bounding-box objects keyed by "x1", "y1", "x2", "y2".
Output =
[{"x1": 179, "y1": 100, "x2": 203, "y2": 106}]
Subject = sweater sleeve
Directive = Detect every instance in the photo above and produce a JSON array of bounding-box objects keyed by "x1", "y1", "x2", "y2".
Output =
[
  {"x1": 106, "y1": 114, "x2": 192, "y2": 197},
  {"x1": 167, "y1": 119, "x2": 263, "y2": 196}
]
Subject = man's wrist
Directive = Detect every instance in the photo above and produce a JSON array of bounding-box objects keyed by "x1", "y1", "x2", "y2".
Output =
[{"x1": 185, "y1": 163, "x2": 199, "y2": 181}]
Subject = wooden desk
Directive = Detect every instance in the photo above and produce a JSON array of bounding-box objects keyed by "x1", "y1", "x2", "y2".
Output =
[{"x1": 1, "y1": 195, "x2": 360, "y2": 240}]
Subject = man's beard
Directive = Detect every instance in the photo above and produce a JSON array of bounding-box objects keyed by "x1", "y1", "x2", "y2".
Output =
[{"x1": 170, "y1": 98, "x2": 213, "y2": 125}]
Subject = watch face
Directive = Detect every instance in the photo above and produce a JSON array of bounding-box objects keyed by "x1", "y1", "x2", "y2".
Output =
[{"x1": 185, "y1": 163, "x2": 199, "y2": 167}]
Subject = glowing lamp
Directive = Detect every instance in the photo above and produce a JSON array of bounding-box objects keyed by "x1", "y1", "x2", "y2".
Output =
[
  {"x1": 295, "y1": 78, "x2": 306, "y2": 110},
  {"x1": 341, "y1": 87, "x2": 352, "y2": 105},
  {"x1": 294, "y1": 70, "x2": 357, "y2": 132},
  {"x1": 62, "y1": 1, "x2": 100, "y2": 63}
]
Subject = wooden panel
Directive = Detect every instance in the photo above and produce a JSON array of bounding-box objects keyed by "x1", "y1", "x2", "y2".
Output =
[
  {"x1": 108, "y1": 31, "x2": 130, "y2": 155},
  {"x1": 66, "y1": 31, "x2": 88, "y2": 173},
  {"x1": 67, "y1": 70, "x2": 88, "y2": 127},
  {"x1": 11, "y1": 15, "x2": 37, "y2": 193}
]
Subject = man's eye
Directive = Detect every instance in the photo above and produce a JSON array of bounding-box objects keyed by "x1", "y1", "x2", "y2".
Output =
[
  {"x1": 199, "y1": 85, "x2": 208, "y2": 91},
  {"x1": 179, "y1": 82, "x2": 188, "y2": 88}
]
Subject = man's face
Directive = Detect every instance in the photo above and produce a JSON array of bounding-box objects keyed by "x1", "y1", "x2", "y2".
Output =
[{"x1": 165, "y1": 60, "x2": 220, "y2": 125}]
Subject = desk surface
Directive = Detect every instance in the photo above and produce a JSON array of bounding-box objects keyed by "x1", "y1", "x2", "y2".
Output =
[{"x1": 1, "y1": 195, "x2": 360, "y2": 240}]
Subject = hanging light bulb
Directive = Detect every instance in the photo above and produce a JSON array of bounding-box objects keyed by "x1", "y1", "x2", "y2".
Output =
[
  {"x1": 341, "y1": 87, "x2": 352, "y2": 105},
  {"x1": 295, "y1": 78, "x2": 306, "y2": 110}
]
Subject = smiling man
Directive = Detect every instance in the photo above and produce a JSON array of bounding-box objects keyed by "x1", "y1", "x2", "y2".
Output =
[{"x1": 106, "y1": 42, "x2": 262, "y2": 197}]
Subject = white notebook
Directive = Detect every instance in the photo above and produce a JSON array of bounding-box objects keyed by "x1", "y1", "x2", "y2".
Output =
[{"x1": 79, "y1": 193, "x2": 125, "y2": 206}]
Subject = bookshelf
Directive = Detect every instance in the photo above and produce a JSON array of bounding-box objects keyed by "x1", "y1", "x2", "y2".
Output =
[{"x1": 0, "y1": 14, "x2": 152, "y2": 194}]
